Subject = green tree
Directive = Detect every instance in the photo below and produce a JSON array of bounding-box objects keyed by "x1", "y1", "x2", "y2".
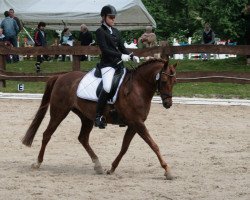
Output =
[{"x1": 141, "y1": 0, "x2": 248, "y2": 44}]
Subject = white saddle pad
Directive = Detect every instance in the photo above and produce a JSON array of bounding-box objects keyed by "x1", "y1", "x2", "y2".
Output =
[{"x1": 77, "y1": 68, "x2": 126, "y2": 104}]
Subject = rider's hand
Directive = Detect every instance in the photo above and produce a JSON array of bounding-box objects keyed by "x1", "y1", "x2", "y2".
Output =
[
  {"x1": 132, "y1": 56, "x2": 140, "y2": 63},
  {"x1": 121, "y1": 54, "x2": 130, "y2": 62}
]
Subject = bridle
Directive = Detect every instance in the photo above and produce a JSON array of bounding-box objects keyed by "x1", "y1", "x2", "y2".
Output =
[
  {"x1": 134, "y1": 62, "x2": 176, "y2": 101},
  {"x1": 157, "y1": 67, "x2": 176, "y2": 101}
]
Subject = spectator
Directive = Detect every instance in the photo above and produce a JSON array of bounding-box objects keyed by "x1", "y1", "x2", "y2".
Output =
[
  {"x1": 34, "y1": 22, "x2": 49, "y2": 73},
  {"x1": 78, "y1": 24, "x2": 93, "y2": 61},
  {"x1": 51, "y1": 37, "x2": 60, "y2": 61},
  {"x1": 9, "y1": 8, "x2": 23, "y2": 62},
  {"x1": 9, "y1": 8, "x2": 23, "y2": 33},
  {"x1": 173, "y1": 38, "x2": 183, "y2": 60},
  {"x1": 201, "y1": 22, "x2": 215, "y2": 60},
  {"x1": 0, "y1": 27, "x2": 11, "y2": 63},
  {"x1": 241, "y1": 3, "x2": 250, "y2": 65},
  {"x1": 138, "y1": 26, "x2": 157, "y2": 48},
  {"x1": 202, "y1": 23, "x2": 215, "y2": 45},
  {"x1": 1, "y1": 11, "x2": 19, "y2": 63},
  {"x1": 0, "y1": 28, "x2": 6, "y2": 42},
  {"x1": 60, "y1": 27, "x2": 73, "y2": 61}
]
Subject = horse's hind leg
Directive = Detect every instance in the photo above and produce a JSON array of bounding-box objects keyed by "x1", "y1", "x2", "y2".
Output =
[
  {"x1": 32, "y1": 108, "x2": 70, "y2": 169},
  {"x1": 107, "y1": 126, "x2": 136, "y2": 174},
  {"x1": 75, "y1": 110, "x2": 103, "y2": 174}
]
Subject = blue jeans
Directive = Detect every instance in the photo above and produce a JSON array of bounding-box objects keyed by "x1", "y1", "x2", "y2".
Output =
[{"x1": 6, "y1": 35, "x2": 19, "y2": 62}]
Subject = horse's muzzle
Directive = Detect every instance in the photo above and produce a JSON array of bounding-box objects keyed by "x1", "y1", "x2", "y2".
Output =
[{"x1": 162, "y1": 98, "x2": 172, "y2": 109}]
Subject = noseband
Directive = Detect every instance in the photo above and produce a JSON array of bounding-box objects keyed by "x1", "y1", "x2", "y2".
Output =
[{"x1": 157, "y1": 68, "x2": 176, "y2": 101}]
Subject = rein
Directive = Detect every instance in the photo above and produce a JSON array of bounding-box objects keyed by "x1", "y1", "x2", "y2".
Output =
[{"x1": 157, "y1": 68, "x2": 176, "y2": 100}]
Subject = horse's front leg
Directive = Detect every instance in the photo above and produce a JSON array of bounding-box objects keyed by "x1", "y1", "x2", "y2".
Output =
[
  {"x1": 107, "y1": 126, "x2": 136, "y2": 174},
  {"x1": 136, "y1": 122, "x2": 173, "y2": 180}
]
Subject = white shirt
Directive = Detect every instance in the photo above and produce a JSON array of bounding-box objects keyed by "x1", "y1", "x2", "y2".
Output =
[{"x1": 103, "y1": 22, "x2": 112, "y2": 34}]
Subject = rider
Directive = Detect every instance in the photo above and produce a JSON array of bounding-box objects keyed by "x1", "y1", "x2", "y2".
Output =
[{"x1": 95, "y1": 5, "x2": 140, "y2": 129}]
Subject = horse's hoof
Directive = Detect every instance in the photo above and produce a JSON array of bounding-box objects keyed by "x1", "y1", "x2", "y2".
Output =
[
  {"x1": 106, "y1": 170, "x2": 111, "y2": 175},
  {"x1": 164, "y1": 171, "x2": 173, "y2": 180},
  {"x1": 31, "y1": 162, "x2": 41, "y2": 169},
  {"x1": 94, "y1": 165, "x2": 104, "y2": 174},
  {"x1": 93, "y1": 159, "x2": 104, "y2": 174},
  {"x1": 106, "y1": 169, "x2": 113, "y2": 175}
]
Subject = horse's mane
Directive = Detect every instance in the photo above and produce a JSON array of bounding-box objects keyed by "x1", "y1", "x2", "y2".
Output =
[{"x1": 135, "y1": 58, "x2": 167, "y2": 71}]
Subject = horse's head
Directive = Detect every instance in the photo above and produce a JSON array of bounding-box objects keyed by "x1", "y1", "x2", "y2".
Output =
[{"x1": 157, "y1": 61, "x2": 177, "y2": 109}]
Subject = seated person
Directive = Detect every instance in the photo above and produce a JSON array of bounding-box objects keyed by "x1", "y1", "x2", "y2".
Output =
[
  {"x1": 60, "y1": 27, "x2": 73, "y2": 61},
  {"x1": 138, "y1": 26, "x2": 157, "y2": 48},
  {"x1": 51, "y1": 38, "x2": 60, "y2": 60}
]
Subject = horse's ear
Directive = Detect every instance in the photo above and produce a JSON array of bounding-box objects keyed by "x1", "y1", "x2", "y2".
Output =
[
  {"x1": 163, "y1": 60, "x2": 169, "y2": 69},
  {"x1": 173, "y1": 63, "x2": 177, "y2": 69}
]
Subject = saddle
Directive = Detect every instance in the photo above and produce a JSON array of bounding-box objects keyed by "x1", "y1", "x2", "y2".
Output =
[
  {"x1": 95, "y1": 64, "x2": 125, "y2": 101},
  {"x1": 76, "y1": 64, "x2": 126, "y2": 104},
  {"x1": 76, "y1": 64, "x2": 129, "y2": 126}
]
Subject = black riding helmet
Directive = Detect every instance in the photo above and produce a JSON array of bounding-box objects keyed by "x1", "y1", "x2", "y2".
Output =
[{"x1": 101, "y1": 5, "x2": 117, "y2": 17}]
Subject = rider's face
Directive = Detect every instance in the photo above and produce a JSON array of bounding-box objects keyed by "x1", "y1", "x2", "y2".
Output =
[{"x1": 105, "y1": 15, "x2": 116, "y2": 27}]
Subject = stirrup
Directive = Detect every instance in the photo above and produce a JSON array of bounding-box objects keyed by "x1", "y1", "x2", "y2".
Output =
[{"x1": 94, "y1": 116, "x2": 106, "y2": 129}]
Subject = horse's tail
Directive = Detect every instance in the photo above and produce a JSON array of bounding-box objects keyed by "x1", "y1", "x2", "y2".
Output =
[{"x1": 22, "y1": 75, "x2": 59, "y2": 147}]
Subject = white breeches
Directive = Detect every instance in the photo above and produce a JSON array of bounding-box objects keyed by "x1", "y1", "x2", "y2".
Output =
[{"x1": 101, "y1": 67, "x2": 115, "y2": 93}]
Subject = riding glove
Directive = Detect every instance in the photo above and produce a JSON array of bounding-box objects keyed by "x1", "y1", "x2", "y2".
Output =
[
  {"x1": 121, "y1": 54, "x2": 131, "y2": 62},
  {"x1": 132, "y1": 56, "x2": 140, "y2": 63}
]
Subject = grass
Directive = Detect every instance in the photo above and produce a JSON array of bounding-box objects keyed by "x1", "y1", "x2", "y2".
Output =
[
  {"x1": 171, "y1": 57, "x2": 250, "y2": 72},
  {"x1": 1, "y1": 57, "x2": 250, "y2": 99},
  {"x1": 5, "y1": 59, "x2": 97, "y2": 72},
  {"x1": 0, "y1": 81, "x2": 46, "y2": 93},
  {"x1": 174, "y1": 82, "x2": 250, "y2": 99}
]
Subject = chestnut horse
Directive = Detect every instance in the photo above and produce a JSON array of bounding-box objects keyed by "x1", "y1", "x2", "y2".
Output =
[{"x1": 22, "y1": 58, "x2": 177, "y2": 179}]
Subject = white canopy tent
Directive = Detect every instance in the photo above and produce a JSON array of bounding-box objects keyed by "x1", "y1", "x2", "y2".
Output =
[{"x1": 0, "y1": 0, "x2": 156, "y2": 31}]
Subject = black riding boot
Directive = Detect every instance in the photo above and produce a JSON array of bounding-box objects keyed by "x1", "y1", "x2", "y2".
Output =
[{"x1": 95, "y1": 89, "x2": 109, "y2": 129}]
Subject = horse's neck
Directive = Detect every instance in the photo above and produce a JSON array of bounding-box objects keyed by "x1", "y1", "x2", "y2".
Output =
[
  {"x1": 137, "y1": 63, "x2": 162, "y2": 83},
  {"x1": 134, "y1": 64, "x2": 162, "y2": 96}
]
